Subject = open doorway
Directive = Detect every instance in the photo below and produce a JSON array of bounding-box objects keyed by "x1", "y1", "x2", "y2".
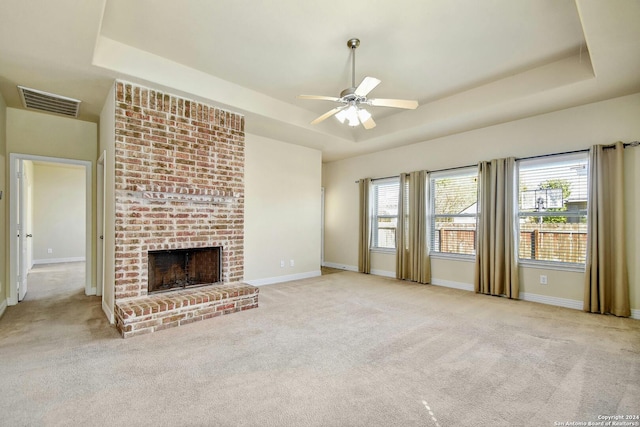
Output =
[{"x1": 8, "y1": 154, "x2": 92, "y2": 305}]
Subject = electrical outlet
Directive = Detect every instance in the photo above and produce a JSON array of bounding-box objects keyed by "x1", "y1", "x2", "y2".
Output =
[
  {"x1": 47, "y1": 248, "x2": 53, "y2": 254},
  {"x1": 540, "y1": 275, "x2": 548, "y2": 285},
  {"x1": 280, "y1": 260, "x2": 285, "y2": 268},
  {"x1": 290, "y1": 259, "x2": 295, "y2": 267}
]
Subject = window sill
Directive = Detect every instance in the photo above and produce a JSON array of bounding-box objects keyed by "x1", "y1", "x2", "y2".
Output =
[
  {"x1": 518, "y1": 260, "x2": 585, "y2": 273},
  {"x1": 370, "y1": 247, "x2": 396, "y2": 255},
  {"x1": 430, "y1": 253, "x2": 475, "y2": 262}
]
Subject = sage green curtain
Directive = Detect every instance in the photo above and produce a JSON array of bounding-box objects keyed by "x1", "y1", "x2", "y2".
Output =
[
  {"x1": 396, "y1": 171, "x2": 431, "y2": 283},
  {"x1": 474, "y1": 158, "x2": 519, "y2": 298},
  {"x1": 358, "y1": 178, "x2": 372, "y2": 273},
  {"x1": 584, "y1": 142, "x2": 630, "y2": 317}
]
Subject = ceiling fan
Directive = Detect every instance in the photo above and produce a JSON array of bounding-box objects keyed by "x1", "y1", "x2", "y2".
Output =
[{"x1": 298, "y1": 38, "x2": 419, "y2": 130}]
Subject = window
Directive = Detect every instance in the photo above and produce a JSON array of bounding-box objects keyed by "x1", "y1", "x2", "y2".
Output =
[
  {"x1": 517, "y1": 153, "x2": 588, "y2": 265},
  {"x1": 430, "y1": 168, "x2": 478, "y2": 256},
  {"x1": 372, "y1": 178, "x2": 399, "y2": 250}
]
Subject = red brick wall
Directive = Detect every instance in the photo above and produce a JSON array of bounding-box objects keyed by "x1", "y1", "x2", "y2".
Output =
[{"x1": 113, "y1": 81, "x2": 244, "y2": 300}]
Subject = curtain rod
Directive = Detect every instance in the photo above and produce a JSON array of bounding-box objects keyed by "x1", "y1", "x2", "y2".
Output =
[
  {"x1": 355, "y1": 164, "x2": 476, "y2": 183},
  {"x1": 355, "y1": 141, "x2": 639, "y2": 183},
  {"x1": 516, "y1": 140, "x2": 639, "y2": 161},
  {"x1": 354, "y1": 174, "x2": 403, "y2": 184},
  {"x1": 516, "y1": 148, "x2": 588, "y2": 161}
]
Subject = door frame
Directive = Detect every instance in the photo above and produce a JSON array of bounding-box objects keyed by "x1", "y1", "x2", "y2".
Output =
[
  {"x1": 15, "y1": 159, "x2": 28, "y2": 301},
  {"x1": 96, "y1": 151, "x2": 105, "y2": 300},
  {"x1": 8, "y1": 153, "x2": 93, "y2": 305},
  {"x1": 320, "y1": 187, "x2": 325, "y2": 266}
]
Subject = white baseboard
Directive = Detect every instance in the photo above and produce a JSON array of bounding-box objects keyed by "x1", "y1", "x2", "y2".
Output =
[
  {"x1": 431, "y1": 278, "x2": 475, "y2": 292},
  {"x1": 321, "y1": 262, "x2": 395, "y2": 278},
  {"x1": 519, "y1": 292, "x2": 583, "y2": 311},
  {"x1": 102, "y1": 299, "x2": 114, "y2": 324},
  {"x1": 520, "y1": 294, "x2": 639, "y2": 320},
  {"x1": 0, "y1": 298, "x2": 7, "y2": 319},
  {"x1": 371, "y1": 269, "x2": 396, "y2": 278},
  {"x1": 33, "y1": 257, "x2": 86, "y2": 265},
  {"x1": 246, "y1": 270, "x2": 322, "y2": 287},
  {"x1": 322, "y1": 262, "x2": 357, "y2": 272}
]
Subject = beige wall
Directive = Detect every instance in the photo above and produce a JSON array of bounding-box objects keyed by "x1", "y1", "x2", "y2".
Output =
[
  {"x1": 244, "y1": 133, "x2": 322, "y2": 284},
  {"x1": 0, "y1": 93, "x2": 6, "y2": 311},
  {"x1": 7, "y1": 109, "x2": 97, "y2": 161},
  {"x1": 32, "y1": 163, "x2": 86, "y2": 263},
  {"x1": 323, "y1": 93, "x2": 640, "y2": 314},
  {"x1": 5, "y1": 108, "x2": 97, "y2": 298}
]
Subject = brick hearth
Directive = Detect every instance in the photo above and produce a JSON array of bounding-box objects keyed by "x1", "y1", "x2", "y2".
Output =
[
  {"x1": 112, "y1": 81, "x2": 256, "y2": 337},
  {"x1": 115, "y1": 283, "x2": 259, "y2": 338}
]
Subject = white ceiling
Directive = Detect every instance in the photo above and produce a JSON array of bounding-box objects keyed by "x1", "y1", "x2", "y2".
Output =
[{"x1": 0, "y1": 0, "x2": 639, "y2": 161}]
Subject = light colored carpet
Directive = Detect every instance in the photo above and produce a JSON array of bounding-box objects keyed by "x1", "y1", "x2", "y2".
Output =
[{"x1": 1, "y1": 263, "x2": 639, "y2": 426}]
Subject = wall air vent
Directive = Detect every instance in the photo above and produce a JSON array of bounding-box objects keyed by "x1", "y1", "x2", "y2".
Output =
[{"x1": 18, "y1": 86, "x2": 81, "y2": 118}]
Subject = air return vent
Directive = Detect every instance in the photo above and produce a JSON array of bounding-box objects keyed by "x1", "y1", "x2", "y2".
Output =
[{"x1": 18, "y1": 86, "x2": 81, "y2": 118}]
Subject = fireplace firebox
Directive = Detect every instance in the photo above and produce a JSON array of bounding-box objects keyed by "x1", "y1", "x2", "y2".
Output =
[{"x1": 148, "y1": 247, "x2": 222, "y2": 294}]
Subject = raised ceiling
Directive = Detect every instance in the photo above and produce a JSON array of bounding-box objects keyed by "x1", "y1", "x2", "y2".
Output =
[{"x1": 0, "y1": 0, "x2": 639, "y2": 161}]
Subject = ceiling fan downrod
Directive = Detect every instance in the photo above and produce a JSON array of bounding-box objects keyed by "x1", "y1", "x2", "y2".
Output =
[{"x1": 348, "y1": 38, "x2": 360, "y2": 89}]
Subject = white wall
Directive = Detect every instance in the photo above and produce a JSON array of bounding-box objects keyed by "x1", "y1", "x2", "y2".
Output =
[
  {"x1": 323, "y1": 93, "x2": 640, "y2": 315},
  {"x1": 32, "y1": 163, "x2": 86, "y2": 263},
  {"x1": 244, "y1": 133, "x2": 322, "y2": 285}
]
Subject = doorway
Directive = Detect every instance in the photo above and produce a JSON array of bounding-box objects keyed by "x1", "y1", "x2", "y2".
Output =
[{"x1": 8, "y1": 154, "x2": 92, "y2": 305}]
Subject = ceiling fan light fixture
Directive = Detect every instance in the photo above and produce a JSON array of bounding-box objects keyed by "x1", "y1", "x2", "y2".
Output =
[
  {"x1": 346, "y1": 105, "x2": 360, "y2": 126},
  {"x1": 336, "y1": 104, "x2": 361, "y2": 126},
  {"x1": 347, "y1": 116, "x2": 360, "y2": 127},
  {"x1": 335, "y1": 109, "x2": 348, "y2": 124},
  {"x1": 357, "y1": 108, "x2": 371, "y2": 122}
]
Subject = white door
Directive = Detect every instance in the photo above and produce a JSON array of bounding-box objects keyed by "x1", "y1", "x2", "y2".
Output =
[{"x1": 16, "y1": 159, "x2": 28, "y2": 301}]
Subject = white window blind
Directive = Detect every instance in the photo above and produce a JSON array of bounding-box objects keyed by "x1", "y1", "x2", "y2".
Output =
[
  {"x1": 429, "y1": 168, "x2": 478, "y2": 256},
  {"x1": 517, "y1": 153, "x2": 589, "y2": 265},
  {"x1": 372, "y1": 178, "x2": 399, "y2": 249}
]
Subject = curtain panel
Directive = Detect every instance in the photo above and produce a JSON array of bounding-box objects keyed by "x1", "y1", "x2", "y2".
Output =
[
  {"x1": 358, "y1": 178, "x2": 372, "y2": 273},
  {"x1": 584, "y1": 142, "x2": 630, "y2": 317},
  {"x1": 396, "y1": 171, "x2": 431, "y2": 283},
  {"x1": 396, "y1": 174, "x2": 408, "y2": 279},
  {"x1": 474, "y1": 158, "x2": 519, "y2": 298}
]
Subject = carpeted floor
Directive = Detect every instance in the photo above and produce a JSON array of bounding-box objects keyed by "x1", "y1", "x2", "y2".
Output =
[{"x1": 1, "y1": 263, "x2": 639, "y2": 426}]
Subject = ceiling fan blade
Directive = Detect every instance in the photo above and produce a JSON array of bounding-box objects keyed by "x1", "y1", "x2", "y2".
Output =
[
  {"x1": 357, "y1": 109, "x2": 376, "y2": 130},
  {"x1": 369, "y1": 98, "x2": 419, "y2": 109},
  {"x1": 311, "y1": 106, "x2": 345, "y2": 125},
  {"x1": 298, "y1": 95, "x2": 341, "y2": 102},
  {"x1": 354, "y1": 76, "x2": 381, "y2": 97}
]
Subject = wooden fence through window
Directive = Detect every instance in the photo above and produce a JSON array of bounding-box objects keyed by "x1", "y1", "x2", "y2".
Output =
[{"x1": 436, "y1": 224, "x2": 587, "y2": 263}]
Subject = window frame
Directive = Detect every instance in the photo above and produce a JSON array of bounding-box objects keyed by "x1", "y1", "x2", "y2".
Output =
[
  {"x1": 371, "y1": 177, "x2": 400, "y2": 252},
  {"x1": 429, "y1": 167, "x2": 478, "y2": 260},
  {"x1": 516, "y1": 152, "x2": 589, "y2": 272}
]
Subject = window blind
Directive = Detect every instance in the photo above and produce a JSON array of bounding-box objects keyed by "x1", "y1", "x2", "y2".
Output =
[{"x1": 517, "y1": 153, "x2": 589, "y2": 264}]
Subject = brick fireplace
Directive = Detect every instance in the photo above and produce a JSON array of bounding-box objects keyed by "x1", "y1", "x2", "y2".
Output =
[{"x1": 112, "y1": 81, "x2": 258, "y2": 337}]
